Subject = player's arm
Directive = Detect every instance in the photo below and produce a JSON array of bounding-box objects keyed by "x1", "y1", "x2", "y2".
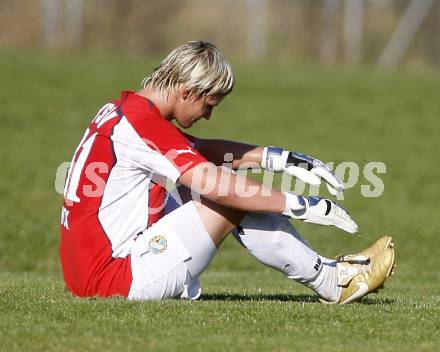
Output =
[
  {"x1": 178, "y1": 162, "x2": 358, "y2": 233},
  {"x1": 191, "y1": 137, "x2": 345, "y2": 196},
  {"x1": 179, "y1": 162, "x2": 281, "y2": 213},
  {"x1": 190, "y1": 137, "x2": 263, "y2": 169}
]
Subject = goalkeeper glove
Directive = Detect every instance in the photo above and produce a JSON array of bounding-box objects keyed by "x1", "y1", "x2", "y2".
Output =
[
  {"x1": 283, "y1": 192, "x2": 358, "y2": 234},
  {"x1": 261, "y1": 146, "x2": 344, "y2": 195}
]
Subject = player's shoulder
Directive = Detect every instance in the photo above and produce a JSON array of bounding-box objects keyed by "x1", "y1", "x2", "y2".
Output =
[
  {"x1": 116, "y1": 90, "x2": 182, "y2": 139},
  {"x1": 117, "y1": 91, "x2": 165, "y2": 124}
]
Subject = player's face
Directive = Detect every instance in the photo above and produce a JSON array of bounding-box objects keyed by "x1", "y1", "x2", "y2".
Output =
[{"x1": 174, "y1": 93, "x2": 223, "y2": 128}]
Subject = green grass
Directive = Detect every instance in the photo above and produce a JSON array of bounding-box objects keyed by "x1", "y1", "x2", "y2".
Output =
[{"x1": 1, "y1": 49, "x2": 440, "y2": 351}]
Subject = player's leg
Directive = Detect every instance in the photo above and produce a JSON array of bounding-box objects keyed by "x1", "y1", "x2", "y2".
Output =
[
  {"x1": 128, "y1": 196, "x2": 245, "y2": 300},
  {"x1": 165, "y1": 187, "x2": 341, "y2": 300},
  {"x1": 232, "y1": 213, "x2": 341, "y2": 301},
  {"x1": 166, "y1": 186, "x2": 245, "y2": 247},
  {"x1": 140, "y1": 187, "x2": 394, "y2": 303},
  {"x1": 232, "y1": 213, "x2": 396, "y2": 303}
]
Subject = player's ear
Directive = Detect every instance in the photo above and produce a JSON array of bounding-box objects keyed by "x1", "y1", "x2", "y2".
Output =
[{"x1": 180, "y1": 86, "x2": 191, "y2": 101}]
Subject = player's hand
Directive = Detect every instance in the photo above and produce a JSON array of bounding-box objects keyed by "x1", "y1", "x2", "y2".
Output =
[
  {"x1": 283, "y1": 193, "x2": 358, "y2": 234},
  {"x1": 262, "y1": 147, "x2": 344, "y2": 195}
]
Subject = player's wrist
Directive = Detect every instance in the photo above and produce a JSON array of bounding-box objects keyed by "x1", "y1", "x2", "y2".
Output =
[
  {"x1": 282, "y1": 192, "x2": 308, "y2": 218},
  {"x1": 261, "y1": 146, "x2": 289, "y2": 172}
]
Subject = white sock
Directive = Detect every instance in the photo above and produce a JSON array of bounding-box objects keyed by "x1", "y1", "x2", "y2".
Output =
[{"x1": 306, "y1": 257, "x2": 341, "y2": 302}]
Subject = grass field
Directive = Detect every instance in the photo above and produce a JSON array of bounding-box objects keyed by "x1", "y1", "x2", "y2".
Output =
[{"x1": 1, "y1": 49, "x2": 439, "y2": 351}]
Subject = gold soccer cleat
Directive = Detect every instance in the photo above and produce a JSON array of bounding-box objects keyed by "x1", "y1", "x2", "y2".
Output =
[
  {"x1": 357, "y1": 235, "x2": 394, "y2": 258},
  {"x1": 321, "y1": 245, "x2": 396, "y2": 305},
  {"x1": 335, "y1": 236, "x2": 394, "y2": 263}
]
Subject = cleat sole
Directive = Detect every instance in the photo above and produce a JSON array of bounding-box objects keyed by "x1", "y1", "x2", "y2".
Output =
[{"x1": 385, "y1": 249, "x2": 395, "y2": 277}]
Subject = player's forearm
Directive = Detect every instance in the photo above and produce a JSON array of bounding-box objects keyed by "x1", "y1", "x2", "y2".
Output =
[
  {"x1": 208, "y1": 174, "x2": 285, "y2": 214},
  {"x1": 179, "y1": 164, "x2": 285, "y2": 214},
  {"x1": 193, "y1": 138, "x2": 264, "y2": 169}
]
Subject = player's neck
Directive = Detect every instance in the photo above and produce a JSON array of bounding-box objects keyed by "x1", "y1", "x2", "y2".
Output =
[{"x1": 136, "y1": 87, "x2": 176, "y2": 120}]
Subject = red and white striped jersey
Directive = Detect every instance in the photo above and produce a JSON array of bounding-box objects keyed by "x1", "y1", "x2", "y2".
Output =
[{"x1": 60, "y1": 91, "x2": 207, "y2": 297}]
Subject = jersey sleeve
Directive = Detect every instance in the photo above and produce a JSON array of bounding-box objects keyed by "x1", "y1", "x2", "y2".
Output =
[
  {"x1": 112, "y1": 114, "x2": 208, "y2": 185},
  {"x1": 143, "y1": 121, "x2": 208, "y2": 176}
]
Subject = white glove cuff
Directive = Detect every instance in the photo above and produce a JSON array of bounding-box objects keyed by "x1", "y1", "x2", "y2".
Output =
[
  {"x1": 282, "y1": 192, "x2": 308, "y2": 218},
  {"x1": 262, "y1": 146, "x2": 290, "y2": 172}
]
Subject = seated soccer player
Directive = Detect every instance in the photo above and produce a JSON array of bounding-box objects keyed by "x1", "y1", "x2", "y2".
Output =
[{"x1": 60, "y1": 40, "x2": 395, "y2": 303}]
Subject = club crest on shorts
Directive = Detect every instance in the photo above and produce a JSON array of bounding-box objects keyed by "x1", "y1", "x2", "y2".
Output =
[{"x1": 148, "y1": 235, "x2": 167, "y2": 254}]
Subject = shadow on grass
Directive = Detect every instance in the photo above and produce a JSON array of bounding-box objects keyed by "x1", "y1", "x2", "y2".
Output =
[
  {"x1": 201, "y1": 293, "x2": 396, "y2": 305},
  {"x1": 359, "y1": 297, "x2": 397, "y2": 305},
  {"x1": 201, "y1": 293, "x2": 319, "y2": 303}
]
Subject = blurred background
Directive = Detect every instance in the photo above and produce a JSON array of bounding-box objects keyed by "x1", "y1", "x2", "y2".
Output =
[
  {"x1": 1, "y1": 0, "x2": 440, "y2": 68},
  {"x1": 0, "y1": 0, "x2": 439, "y2": 281},
  {"x1": 1, "y1": 2, "x2": 439, "y2": 350}
]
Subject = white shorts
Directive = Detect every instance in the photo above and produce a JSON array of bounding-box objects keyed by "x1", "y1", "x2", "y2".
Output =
[{"x1": 128, "y1": 201, "x2": 216, "y2": 300}]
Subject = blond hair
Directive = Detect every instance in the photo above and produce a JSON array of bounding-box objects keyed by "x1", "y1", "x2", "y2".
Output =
[{"x1": 142, "y1": 41, "x2": 234, "y2": 98}]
